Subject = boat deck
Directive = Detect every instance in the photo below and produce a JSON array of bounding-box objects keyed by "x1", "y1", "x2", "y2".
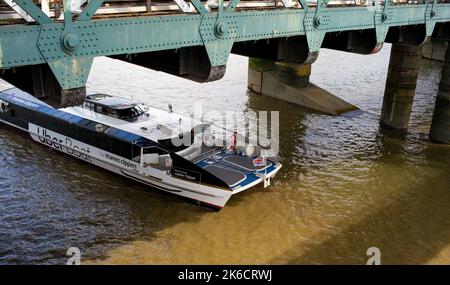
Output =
[{"x1": 196, "y1": 151, "x2": 278, "y2": 191}]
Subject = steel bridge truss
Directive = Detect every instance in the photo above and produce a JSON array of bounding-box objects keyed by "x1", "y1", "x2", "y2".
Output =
[{"x1": 0, "y1": 0, "x2": 449, "y2": 106}]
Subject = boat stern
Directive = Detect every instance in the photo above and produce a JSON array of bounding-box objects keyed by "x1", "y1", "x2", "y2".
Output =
[{"x1": 196, "y1": 151, "x2": 282, "y2": 194}]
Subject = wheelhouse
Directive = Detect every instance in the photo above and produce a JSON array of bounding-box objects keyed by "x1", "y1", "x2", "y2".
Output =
[{"x1": 84, "y1": 94, "x2": 145, "y2": 121}]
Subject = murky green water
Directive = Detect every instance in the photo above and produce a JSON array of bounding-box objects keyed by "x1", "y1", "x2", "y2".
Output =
[{"x1": 1, "y1": 45, "x2": 449, "y2": 264}]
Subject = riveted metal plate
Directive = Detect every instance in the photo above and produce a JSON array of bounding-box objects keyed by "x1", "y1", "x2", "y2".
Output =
[
  {"x1": 37, "y1": 24, "x2": 94, "y2": 89},
  {"x1": 425, "y1": 3, "x2": 438, "y2": 38},
  {"x1": 199, "y1": 13, "x2": 239, "y2": 66},
  {"x1": 303, "y1": 8, "x2": 327, "y2": 63},
  {"x1": 374, "y1": 5, "x2": 393, "y2": 45},
  {"x1": 0, "y1": 26, "x2": 43, "y2": 68}
]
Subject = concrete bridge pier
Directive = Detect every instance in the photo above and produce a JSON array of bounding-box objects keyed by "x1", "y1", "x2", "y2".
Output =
[
  {"x1": 380, "y1": 44, "x2": 423, "y2": 130},
  {"x1": 248, "y1": 58, "x2": 357, "y2": 115},
  {"x1": 422, "y1": 39, "x2": 448, "y2": 62},
  {"x1": 430, "y1": 43, "x2": 450, "y2": 144}
]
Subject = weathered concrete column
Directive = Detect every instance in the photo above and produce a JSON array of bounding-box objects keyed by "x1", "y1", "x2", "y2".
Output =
[
  {"x1": 248, "y1": 58, "x2": 275, "y2": 94},
  {"x1": 422, "y1": 38, "x2": 448, "y2": 62},
  {"x1": 429, "y1": 43, "x2": 450, "y2": 144},
  {"x1": 380, "y1": 44, "x2": 423, "y2": 130},
  {"x1": 248, "y1": 58, "x2": 357, "y2": 115},
  {"x1": 274, "y1": 62, "x2": 311, "y2": 88}
]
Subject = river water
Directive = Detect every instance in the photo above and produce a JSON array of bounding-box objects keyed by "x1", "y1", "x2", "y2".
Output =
[{"x1": 1, "y1": 45, "x2": 450, "y2": 264}]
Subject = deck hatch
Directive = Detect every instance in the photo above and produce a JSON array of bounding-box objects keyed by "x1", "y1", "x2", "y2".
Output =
[
  {"x1": 222, "y1": 155, "x2": 267, "y2": 172},
  {"x1": 204, "y1": 165, "x2": 246, "y2": 187}
]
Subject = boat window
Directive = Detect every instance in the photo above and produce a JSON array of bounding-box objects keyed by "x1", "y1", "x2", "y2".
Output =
[
  {"x1": 131, "y1": 144, "x2": 141, "y2": 163},
  {"x1": 143, "y1": 146, "x2": 169, "y2": 156},
  {"x1": 112, "y1": 140, "x2": 123, "y2": 156},
  {"x1": 158, "y1": 138, "x2": 190, "y2": 152},
  {"x1": 117, "y1": 107, "x2": 144, "y2": 121},
  {"x1": 141, "y1": 146, "x2": 172, "y2": 170},
  {"x1": 95, "y1": 105, "x2": 104, "y2": 113},
  {"x1": 106, "y1": 108, "x2": 119, "y2": 118},
  {"x1": 83, "y1": 121, "x2": 110, "y2": 134},
  {"x1": 135, "y1": 105, "x2": 144, "y2": 114}
]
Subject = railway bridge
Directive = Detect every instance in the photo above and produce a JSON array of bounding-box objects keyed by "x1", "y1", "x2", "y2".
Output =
[{"x1": 0, "y1": 0, "x2": 450, "y2": 142}]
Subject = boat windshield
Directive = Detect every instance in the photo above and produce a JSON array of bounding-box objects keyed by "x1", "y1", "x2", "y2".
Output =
[
  {"x1": 116, "y1": 106, "x2": 144, "y2": 121},
  {"x1": 85, "y1": 102, "x2": 145, "y2": 121},
  {"x1": 84, "y1": 94, "x2": 145, "y2": 122}
]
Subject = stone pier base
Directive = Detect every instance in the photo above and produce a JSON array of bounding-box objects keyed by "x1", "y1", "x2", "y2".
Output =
[
  {"x1": 248, "y1": 58, "x2": 357, "y2": 115},
  {"x1": 430, "y1": 42, "x2": 450, "y2": 144},
  {"x1": 422, "y1": 39, "x2": 448, "y2": 62},
  {"x1": 380, "y1": 44, "x2": 423, "y2": 130}
]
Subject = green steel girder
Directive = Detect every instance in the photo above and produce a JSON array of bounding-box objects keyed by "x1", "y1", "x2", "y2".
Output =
[
  {"x1": 425, "y1": 0, "x2": 439, "y2": 37},
  {"x1": 200, "y1": 0, "x2": 238, "y2": 66},
  {"x1": 190, "y1": 0, "x2": 209, "y2": 14},
  {"x1": 225, "y1": 0, "x2": 241, "y2": 13},
  {"x1": 374, "y1": 0, "x2": 392, "y2": 50},
  {"x1": 1, "y1": 3, "x2": 450, "y2": 90},
  {"x1": 302, "y1": 0, "x2": 329, "y2": 62},
  {"x1": 12, "y1": 0, "x2": 52, "y2": 25},
  {"x1": 37, "y1": 24, "x2": 94, "y2": 89},
  {"x1": 78, "y1": 0, "x2": 106, "y2": 21}
]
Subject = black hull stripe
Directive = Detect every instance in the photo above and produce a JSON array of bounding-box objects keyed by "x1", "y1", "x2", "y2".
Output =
[
  {"x1": 120, "y1": 170, "x2": 182, "y2": 193},
  {"x1": 0, "y1": 119, "x2": 224, "y2": 209},
  {"x1": 0, "y1": 120, "x2": 28, "y2": 136},
  {"x1": 120, "y1": 170, "x2": 221, "y2": 198}
]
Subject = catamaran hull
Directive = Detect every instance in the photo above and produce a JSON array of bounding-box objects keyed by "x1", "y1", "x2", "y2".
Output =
[
  {"x1": 0, "y1": 118, "x2": 233, "y2": 209},
  {"x1": 0, "y1": 88, "x2": 282, "y2": 210}
]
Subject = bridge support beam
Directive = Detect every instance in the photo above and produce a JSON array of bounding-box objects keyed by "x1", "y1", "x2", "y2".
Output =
[
  {"x1": 430, "y1": 42, "x2": 450, "y2": 144},
  {"x1": 248, "y1": 58, "x2": 357, "y2": 115},
  {"x1": 380, "y1": 44, "x2": 423, "y2": 130}
]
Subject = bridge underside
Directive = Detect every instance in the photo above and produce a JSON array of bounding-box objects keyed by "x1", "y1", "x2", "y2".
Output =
[
  {"x1": 0, "y1": 1, "x2": 450, "y2": 141},
  {"x1": 0, "y1": 1, "x2": 449, "y2": 106}
]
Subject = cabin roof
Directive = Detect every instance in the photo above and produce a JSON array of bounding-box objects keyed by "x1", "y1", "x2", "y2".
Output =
[
  {"x1": 0, "y1": 88, "x2": 151, "y2": 146},
  {"x1": 86, "y1": 94, "x2": 135, "y2": 110}
]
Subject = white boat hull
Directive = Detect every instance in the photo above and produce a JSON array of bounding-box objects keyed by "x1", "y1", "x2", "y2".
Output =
[
  {"x1": 30, "y1": 134, "x2": 232, "y2": 209},
  {"x1": 0, "y1": 88, "x2": 282, "y2": 210}
]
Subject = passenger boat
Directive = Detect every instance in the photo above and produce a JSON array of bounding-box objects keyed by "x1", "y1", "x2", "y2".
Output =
[{"x1": 0, "y1": 88, "x2": 281, "y2": 209}]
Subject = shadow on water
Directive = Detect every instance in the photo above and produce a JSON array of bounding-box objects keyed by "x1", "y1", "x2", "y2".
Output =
[
  {"x1": 1, "y1": 53, "x2": 448, "y2": 264},
  {"x1": 0, "y1": 130, "x2": 208, "y2": 264},
  {"x1": 245, "y1": 83, "x2": 450, "y2": 264},
  {"x1": 272, "y1": 134, "x2": 450, "y2": 264}
]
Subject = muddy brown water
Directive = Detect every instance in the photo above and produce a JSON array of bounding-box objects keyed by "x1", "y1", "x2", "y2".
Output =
[{"x1": 1, "y1": 45, "x2": 449, "y2": 264}]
